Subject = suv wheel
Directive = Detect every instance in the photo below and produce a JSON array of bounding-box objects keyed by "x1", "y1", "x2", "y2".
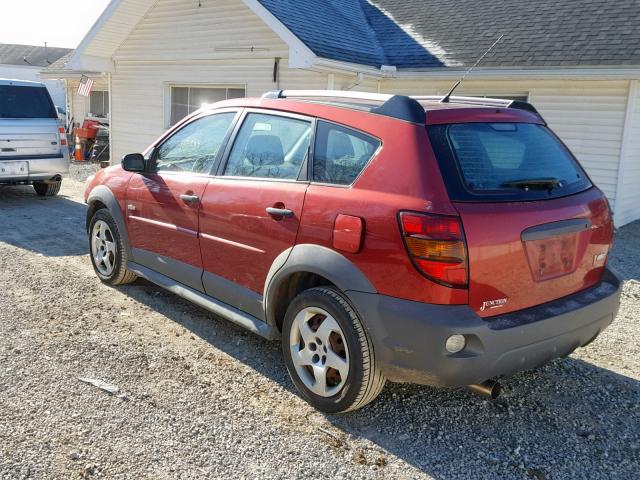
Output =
[
  {"x1": 88, "y1": 209, "x2": 137, "y2": 285},
  {"x1": 282, "y1": 287, "x2": 386, "y2": 413},
  {"x1": 33, "y1": 180, "x2": 61, "y2": 196}
]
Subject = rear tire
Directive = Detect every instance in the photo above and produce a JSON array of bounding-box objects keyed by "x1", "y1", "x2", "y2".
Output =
[
  {"x1": 88, "y1": 209, "x2": 137, "y2": 285},
  {"x1": 282, "y1": 286, "x2": 386, "y2": 413},
  {"x1": 33, "y1": 180, "x2": 61, "y2": 196}
]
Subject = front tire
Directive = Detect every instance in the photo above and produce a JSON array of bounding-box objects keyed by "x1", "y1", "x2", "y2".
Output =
[
  {"x1": 88, "y1": 209, "x2": 137, "y2": 285},
  {"x1": 282, "y1": 287, "x2": 385, "y2": 413},
  {"x1": 33, "y1": 180, "x2": 61, "y2": 196}
]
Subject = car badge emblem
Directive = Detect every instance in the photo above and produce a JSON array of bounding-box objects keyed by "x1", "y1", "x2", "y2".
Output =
[{"x1": 480, "y1": 298, "x2": 508, "y2": 311}]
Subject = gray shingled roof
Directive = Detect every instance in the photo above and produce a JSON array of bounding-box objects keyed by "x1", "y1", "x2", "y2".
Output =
[
  {"x1": 371, "y1": 0, "x2": 640, "y2": 68},
  {"x1": 259, "y1": 0, "x2": 640, "y2": 69},
  {"x1": 0, "y1": 43, "x2": 72, "y2": 68},
  {"x1": 43, "y1": 51, "x2": 74, "y2": 72}
]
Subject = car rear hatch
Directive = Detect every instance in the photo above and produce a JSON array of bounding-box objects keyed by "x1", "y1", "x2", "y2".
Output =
[
  {"x1": 0, "y1": 118, "x2": 61, "y2": 159},
  {"x1": 0, "y1": 83, "x2": 61, "y2": 159},
  {"x1": 426, "y1": 110, "x2": 614, "y2": 317}
]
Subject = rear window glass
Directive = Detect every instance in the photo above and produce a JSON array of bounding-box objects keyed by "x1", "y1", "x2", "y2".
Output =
[
  {"x1": 0, "y1": 85, "x2": 57, "y2": 119},
  {"x1": 427, "y1": 123, "x2": 592, "y2": 202}
]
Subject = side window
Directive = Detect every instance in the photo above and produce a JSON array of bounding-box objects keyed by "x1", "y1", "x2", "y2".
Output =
[
  {"x1": 89, "y1": 91, "x2": 109, "y2": 117},
  {"x1": 223, "y1": 113, "x2": 311, "y2": 180},
  {"x1": 155, "y1": 112, "x2": 236, "y2": 174},
  {"x1": 313, "y1": 121, "x2": 380, "y2": 185}
]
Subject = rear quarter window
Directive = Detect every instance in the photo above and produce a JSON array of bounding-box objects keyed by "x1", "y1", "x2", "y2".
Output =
[
  {"x1": 0, "y1": 85, "x2": 57, "y2": 119},
  {"x1": 427, "y1": 123, "x2": 592, "y2": 202},
  {"x1": 313, "y1": 121, "x2": 380, "y2": 185}
]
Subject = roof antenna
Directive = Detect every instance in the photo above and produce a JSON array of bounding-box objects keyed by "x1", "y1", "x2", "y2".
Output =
[
  {"x1": 441, "y1": 34, "x2": 504, "y2": 103},
  {"x1": 44, "y1": 41, "x2": 52, "y2": 65}
]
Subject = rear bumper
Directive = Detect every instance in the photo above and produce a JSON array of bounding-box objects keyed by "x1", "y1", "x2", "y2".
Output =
[
  {"x1": 0, "y1": 154, "x2": 69, "y2": 183},
  {"x1": 347, "y1": 268, "x2": 622, "y2": 387}
]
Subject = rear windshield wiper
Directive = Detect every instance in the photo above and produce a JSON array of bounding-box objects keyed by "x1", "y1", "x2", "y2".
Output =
[{"x1": 500, "y1": 177, "x2": 563, "y2": 190}]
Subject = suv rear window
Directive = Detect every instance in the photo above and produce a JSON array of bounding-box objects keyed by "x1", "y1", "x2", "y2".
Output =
[
  {"x1": 427, "y1": 123, "x2": 592, "y2": 201},
  {"x1": 0, "y1": 85, "x2": 57, "y2": 119}
]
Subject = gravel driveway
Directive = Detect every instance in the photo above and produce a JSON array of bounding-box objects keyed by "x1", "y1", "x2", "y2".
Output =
[{"x1": 1, "y1": 168, "x2": 638, "y2": 479}]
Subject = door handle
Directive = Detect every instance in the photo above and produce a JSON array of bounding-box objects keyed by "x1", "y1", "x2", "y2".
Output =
[
  {"x1": 180, "y1": 194, "x2": 200, "y2": 204},
  {"x1": 266, "y1": 207, "x2": 294, "y2": 218}
]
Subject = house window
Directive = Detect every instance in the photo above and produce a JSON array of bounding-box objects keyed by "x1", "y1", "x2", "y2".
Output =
[
  {"x1": 89, "y1": 91, "x2": 109, "y2": 117},
  {"x1": 170, "y1": 86, "x2": 246, "y2": 126}
]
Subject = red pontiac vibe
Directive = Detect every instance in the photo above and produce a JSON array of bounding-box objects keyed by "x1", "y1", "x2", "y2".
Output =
[{"x1": 84, "y1": 91, "x2": 621, "y2": 413}]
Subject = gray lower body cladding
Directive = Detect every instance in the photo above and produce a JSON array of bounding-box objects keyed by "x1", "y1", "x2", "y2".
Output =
[
  {"x1": 346, "y1": 268, "x2": 622, "y2": 387},
  {"x1": 127, "y1": 261, "x2": 278, "y2": 340}
]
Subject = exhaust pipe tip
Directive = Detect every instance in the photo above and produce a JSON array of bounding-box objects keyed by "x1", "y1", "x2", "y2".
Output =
[{"x1": 468, "y1": 380, "x2": 501, "y2": 399}]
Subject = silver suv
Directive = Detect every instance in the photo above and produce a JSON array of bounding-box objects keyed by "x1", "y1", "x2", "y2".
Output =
[{"x1": 0, "y1": 79, "x2": 69, "y2": 196}]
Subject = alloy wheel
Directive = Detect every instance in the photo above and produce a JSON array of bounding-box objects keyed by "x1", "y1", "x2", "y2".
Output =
[
  {"x1": 91, "y1": 220, "x2": 117, "y2": 276},
  {"x1": 289, "y1": 306, "x2": 350, "y2": 397}
]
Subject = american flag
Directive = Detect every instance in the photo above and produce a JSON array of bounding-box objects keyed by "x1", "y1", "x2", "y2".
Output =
[{"x1": 77, "y1": 75, "x2": 94, "y2": 97}]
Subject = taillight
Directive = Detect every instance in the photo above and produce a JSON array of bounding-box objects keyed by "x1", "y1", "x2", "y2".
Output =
[
  {"x1": 58, "y1": 126, "x2": 67, "y2": 146},
  {"x1": 399, "y1": 211, "x2": 468, "y2": 288}
]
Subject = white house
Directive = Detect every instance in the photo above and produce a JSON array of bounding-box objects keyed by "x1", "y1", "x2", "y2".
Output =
[
  {"x1": 0, "y1": 43, "x2": 70, "y2": 108},
  {"x1": 40, "y1": 52, "x2": 110, "y2": 129},
  {"x1": 66, "y1": 0, "x2": 639, "y2": 226}
]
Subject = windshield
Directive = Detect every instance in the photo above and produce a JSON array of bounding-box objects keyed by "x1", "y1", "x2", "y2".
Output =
[
  {"x1": 427, "y1": 123, "x2": 592, "y2": 202},
  {"x1": 0, "y1": 85, "x2": 58, "y2": 119}
]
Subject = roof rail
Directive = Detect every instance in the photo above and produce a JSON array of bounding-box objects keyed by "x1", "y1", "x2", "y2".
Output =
[
  {"x1": 411, "y1": 95, "x2": 540, "y2": 114},
  {"x1": 261, "y1": 90, "x2": 539, "y2": 120},
  {"x1": 262, "y1": 89, "x2": 394, "y2": 102},
  {"x1": 411, "y1": 95, "x2": 512, "y2": 107},
  {"x1": 262, "y1": 90, "x2": 425, "y2": 123}
]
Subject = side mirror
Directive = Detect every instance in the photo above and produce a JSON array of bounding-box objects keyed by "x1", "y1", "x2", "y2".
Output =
[{"x1": 121, "y1": 153, "x2": 146, "y2": 172}]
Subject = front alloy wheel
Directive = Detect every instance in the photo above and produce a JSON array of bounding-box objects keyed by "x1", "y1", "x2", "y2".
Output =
[
  {"x1": 91, "y1": 220, "x2": 116, "y2": 277},
  {"x1": 88, "y1": 209, "x2": 137, "y2": 285}
]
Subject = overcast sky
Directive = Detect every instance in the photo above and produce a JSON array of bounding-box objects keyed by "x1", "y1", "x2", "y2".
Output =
[{"x1": 0, "y1": 0, "x2": 111, "y2": 48}]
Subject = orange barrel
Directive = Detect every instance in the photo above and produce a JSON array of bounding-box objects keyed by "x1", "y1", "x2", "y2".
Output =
[{"x1": 74, "y1": 127, "x2": 98, "y2": 140}]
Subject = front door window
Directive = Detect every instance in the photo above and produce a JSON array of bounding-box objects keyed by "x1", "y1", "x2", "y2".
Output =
[{"x1": 155, "y1": 112, "x2": 237, "y2": 174}]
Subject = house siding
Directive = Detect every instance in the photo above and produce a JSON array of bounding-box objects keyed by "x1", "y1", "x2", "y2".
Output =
[
  {"x1": 83, "y1": 0, "x2": 157, "y2": 59},
  {"x1": 381, "y1": 78, "x2": 629, "y2": 214},
  {"x1": 615, "y1": 80, "x2": 640, "y2": 226},
  {"x1": 114, "y1": 0, "x2": 289, "y2": 62}
]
